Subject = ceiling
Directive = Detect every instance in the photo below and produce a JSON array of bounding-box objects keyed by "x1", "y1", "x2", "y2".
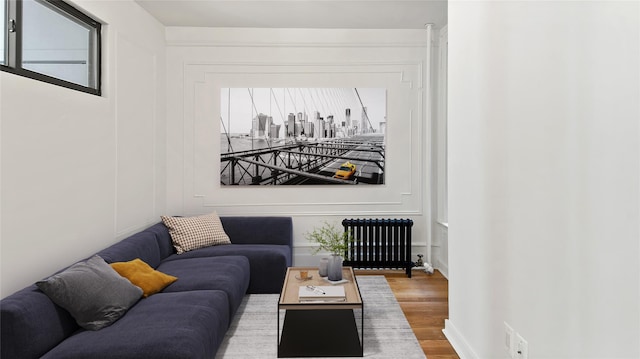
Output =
[{"x1": 135, "y1": 0, "x2": 447, "y2": 29}]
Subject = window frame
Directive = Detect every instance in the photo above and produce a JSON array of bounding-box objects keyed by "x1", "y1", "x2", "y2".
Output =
[
  {"x1": 1, "y1": 0, "x2": 101, "y2": 96},
  {"x1": 1, "y1": 0, "x2": 6, "y2": 65}
]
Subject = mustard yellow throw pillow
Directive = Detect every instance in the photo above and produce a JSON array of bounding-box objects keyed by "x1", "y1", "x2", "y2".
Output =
[{"x1": 111, "y1": 259, "x2": 177, "y2": 297}]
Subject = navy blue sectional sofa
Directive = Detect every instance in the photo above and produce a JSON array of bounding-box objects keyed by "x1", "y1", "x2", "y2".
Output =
[{"x1": 0, "y1": 216, "x2": 293, "y2": 359}]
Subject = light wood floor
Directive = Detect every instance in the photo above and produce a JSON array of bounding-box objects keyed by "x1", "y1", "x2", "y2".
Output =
[{"x1": 355, "y1": 269, "x2": 460, "y2": 359}]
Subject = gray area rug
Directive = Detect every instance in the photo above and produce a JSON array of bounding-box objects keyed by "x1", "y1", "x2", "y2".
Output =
[{"x1": 215, "y1": 276, "x2": 426, "y2": 358}]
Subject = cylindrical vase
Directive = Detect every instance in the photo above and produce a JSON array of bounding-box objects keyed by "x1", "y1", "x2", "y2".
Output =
[
  {"x1": 327, "y1": 254, "x2": 343, "y2": 281},
  {"x1": 318, "y1": 257, "x2": 329, "y2": 277}
]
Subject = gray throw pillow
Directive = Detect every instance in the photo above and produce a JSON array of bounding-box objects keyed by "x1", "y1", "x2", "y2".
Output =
[{"x1": 36, "y1": 255, "x2": 143, "y2": 330}]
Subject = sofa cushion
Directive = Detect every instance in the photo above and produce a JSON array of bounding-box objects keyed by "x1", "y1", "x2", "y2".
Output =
[
  {"x1": 110, "y1": 258, "x2": 178, "y2": 297},
  {"x1": 143, "y1": 222, "x2": 175, "y2": 260},
  {"x1": 157, "y1": 256, "x2": 250, "y2": 320},
  {"x1": 41, "y1": 290, "x2": 230, "y2": 359},
  {"x1": 1, "y1": 285, "x2": 79, "y2": 359},
  {"x1": 161, "y1": 212, "x2": 231, "y2": 254},
  {"x1": 36, "y1": 255, "x2": 143, "y2": 330},
  {"x1": 220, "y1": 216, "x2": 293, "y2": 246},
  {"x1": 163, "y1": 244, "x2": 290, "y2": 293},
  {"x1": 142, "y1": 216, "x2": 293, "y2": 260},
  {"x1": 97, "y1": 231, "x2": 162, "y2": 268}
]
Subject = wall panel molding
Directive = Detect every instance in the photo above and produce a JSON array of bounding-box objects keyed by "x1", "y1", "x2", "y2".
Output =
[
  {"x1": 166, "y1": 27, "x2": 429, "y2": 49},
  {"x1": 166, "y1": 29, "x2": 428, "y2": 218},
  {"x1": 183, "y1": 63, "x2": 422, "y2": 215},
  {"x1": 167, "y1": 41, "x2": 429, "y2": 49}
]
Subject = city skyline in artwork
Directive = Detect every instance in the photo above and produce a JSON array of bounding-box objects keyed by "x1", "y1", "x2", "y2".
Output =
[{"x1": 220, "y1": 88, "x2": 386, "y2": 186}]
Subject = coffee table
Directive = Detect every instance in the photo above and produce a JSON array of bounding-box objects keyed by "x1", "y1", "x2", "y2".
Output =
[{"x1": 277, "y1": 266, "x2": 364, "y2": 357}]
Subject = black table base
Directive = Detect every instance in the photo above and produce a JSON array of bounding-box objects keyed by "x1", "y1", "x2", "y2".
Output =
[{"x1": 278, "y1": 309, "x2": 363, "y2": 357}]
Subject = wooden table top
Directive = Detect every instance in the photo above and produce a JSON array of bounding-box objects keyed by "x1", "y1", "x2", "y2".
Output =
[{"x1": 279, "y1": 266, "x2": 363, "y2": 309}]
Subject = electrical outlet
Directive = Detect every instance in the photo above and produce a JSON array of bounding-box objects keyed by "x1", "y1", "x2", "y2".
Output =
[
  {"x1": 504, "y1": 322, "x2": 514, "y2": 357},
  {"x1": 514, "y1": 333, "x2": 528, "y2": 359}
]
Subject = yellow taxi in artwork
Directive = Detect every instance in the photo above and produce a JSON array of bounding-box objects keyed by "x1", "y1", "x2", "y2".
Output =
[{"x1": 334, "y1": 161, "x2": 356, "y2": 180}]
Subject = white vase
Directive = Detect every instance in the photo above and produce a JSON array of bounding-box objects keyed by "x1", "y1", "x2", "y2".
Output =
[
  {"x1": 318, "y1": 257, "x2": 329, "y2": 277},
  {"x1": 327, "y1": 254, "x2": 343, "y2": 281}
]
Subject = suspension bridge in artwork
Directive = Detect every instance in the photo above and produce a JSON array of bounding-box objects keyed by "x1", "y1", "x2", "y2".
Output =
[{"x1": 220, "y1": 88, "x2": 385, "y2": 185}]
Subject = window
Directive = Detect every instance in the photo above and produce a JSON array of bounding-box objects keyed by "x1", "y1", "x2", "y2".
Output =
[{"x1": 1, "y1": 0, "x2": 101, "y2": 95}]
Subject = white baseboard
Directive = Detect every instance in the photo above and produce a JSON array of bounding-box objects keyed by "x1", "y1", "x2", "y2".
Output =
[
  {"x1": 435, "y1": 260, "x2": 449, "y2": 279},
  {"x1": 443, "y1": 319, "x2": 479, "y2": 359}
]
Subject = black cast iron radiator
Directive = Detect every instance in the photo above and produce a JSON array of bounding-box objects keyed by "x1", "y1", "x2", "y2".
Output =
[{"x1": 342, "y1": 218, "x2": 414, "y2": 278}]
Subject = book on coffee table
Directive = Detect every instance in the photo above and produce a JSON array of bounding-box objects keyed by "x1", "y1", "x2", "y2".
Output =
[{"x1": 298, "y1": 285, "x2": 346, "y2": 302}]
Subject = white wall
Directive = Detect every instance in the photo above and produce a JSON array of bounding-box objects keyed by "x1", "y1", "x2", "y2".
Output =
[
  {"x1": 432, "y1": 25, "x2": 449, "y2": 277},
  {"x1": 0, "y1": 0, "x2": 166, "y2": 298},
  {"x1": 165, "y1": 27, "x2": 433, "y2": 264},
  {"x1": 446, "y1": 1, "x2": 639, "y2": 358}
]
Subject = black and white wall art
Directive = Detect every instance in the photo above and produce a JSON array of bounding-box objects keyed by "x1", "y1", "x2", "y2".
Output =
[{"x1": 220, "y1": 88, "x2": 386, "y2": 186}]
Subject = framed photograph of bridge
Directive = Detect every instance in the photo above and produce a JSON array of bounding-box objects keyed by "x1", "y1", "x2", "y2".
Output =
[{"x1": 220, "y1": 88, "x2": 386, "y2": 186}]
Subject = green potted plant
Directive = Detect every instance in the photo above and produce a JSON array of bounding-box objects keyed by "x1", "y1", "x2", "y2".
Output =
[{"x1": 306, "y1": 221, "x2": 353, "y2": 281}]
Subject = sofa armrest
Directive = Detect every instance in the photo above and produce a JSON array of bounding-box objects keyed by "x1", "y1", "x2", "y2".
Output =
[{"x1": 220, "y1": 216, "x2": 292, "y2": 247}]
